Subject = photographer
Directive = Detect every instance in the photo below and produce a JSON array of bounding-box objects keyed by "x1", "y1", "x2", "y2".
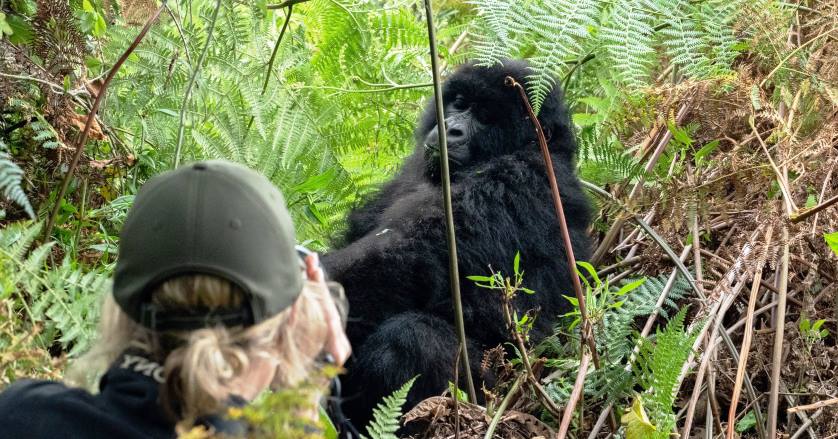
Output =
[{"x1": 0, "y1": 160, "x2": 351, "y2": 437}]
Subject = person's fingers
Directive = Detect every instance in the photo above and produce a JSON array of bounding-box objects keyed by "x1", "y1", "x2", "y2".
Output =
[
  {"x1": 301, "y1": 253, "x2": 350, "y2": 364},
  {"x1": 318, "y1": 288, "x2": 350, "y2": 365},
  {"x1": 304, "y1": 254, "x2": 323, "y2": 282}
]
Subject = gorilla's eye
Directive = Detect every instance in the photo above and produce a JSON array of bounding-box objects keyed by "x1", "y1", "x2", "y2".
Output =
[{"x1": 451, "y1": 94, "x2": 469, "y2": 111}]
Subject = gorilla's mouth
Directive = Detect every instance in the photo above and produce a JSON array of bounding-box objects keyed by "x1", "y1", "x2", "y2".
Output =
[{"x1": 424, "y1": 143, "x2": 464, "y2": 167}]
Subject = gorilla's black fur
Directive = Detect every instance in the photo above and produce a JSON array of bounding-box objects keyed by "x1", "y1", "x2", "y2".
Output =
[{"x1": 322, "y1": 60, "x2": 592, "y2": 425}]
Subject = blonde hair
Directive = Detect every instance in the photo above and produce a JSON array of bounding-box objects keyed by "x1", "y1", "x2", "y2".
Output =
[{"x1": 67, "y1": 274, "x2": 333, "y2": 426}]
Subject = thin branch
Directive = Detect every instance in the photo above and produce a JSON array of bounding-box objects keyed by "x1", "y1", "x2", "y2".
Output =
[
  {"x1": 422, "y1": 0, "x2": 476, "y2": 404},
  {"x1": 261, "y1": 5, "x2": 293, "y2": 96},
  {"x1": 42, "y1": 4, "x2": 165, "y2": 242},
  {"x1": 266, "y1": 0, "x2": 310, "y2": 9},
  {"x1": 164, "y1": 4, "x2": 192, "y2": 67},
  {"x1": 788, "y1": 397, "x2": 838, "y2": 414},
  {"x1": 484, "y1": 374, "x2": 524, "y2": 439},
  {"x1": 751, "y1": 121, "x2": 797, "y2": 214},
  {"x1": 759, "y1": 28, "x2": 836, "y2": 87},
  {"x1": 791, "y1": 192, "x2": 838, "y2": 223},
  {"x1": 173, "y1": 0, "x2": 223, "y2": 168},
  {"x1": 245, "y1": 4, "x2": 294, "y2": 133},
  {"x1": 294, "y1": 82, "x2": 433, "y2": 94},
  {"x1": 557, "y1": 351, "x2": 591, "y2": 438}
]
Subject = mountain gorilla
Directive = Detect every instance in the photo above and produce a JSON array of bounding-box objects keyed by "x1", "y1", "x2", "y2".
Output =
[{"x1": 322, "y1": 60, "x2": 592, "y2": 425}]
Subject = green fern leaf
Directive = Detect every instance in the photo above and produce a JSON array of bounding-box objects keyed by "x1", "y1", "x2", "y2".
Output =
[
  {"x1": 0, "y1": 147, "x2": 35, "y2": 219},
  {"x1": 364, "y1": 376, "x2": 418, "y2": 439}
]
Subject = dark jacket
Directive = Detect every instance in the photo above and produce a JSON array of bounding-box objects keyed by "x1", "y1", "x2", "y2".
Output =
[{"x1": 0, "y1": 350, "x2": 246, "y2": 438}]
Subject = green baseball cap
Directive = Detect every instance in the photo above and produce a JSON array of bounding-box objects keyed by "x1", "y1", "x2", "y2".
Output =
[{"x1": 113, "y1": 160, "x2": 303, "y2": 331}]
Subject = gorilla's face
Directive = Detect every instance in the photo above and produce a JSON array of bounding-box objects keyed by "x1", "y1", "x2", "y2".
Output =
[{"x1": 417, "y1": 61, "x2": 564, "y2": 182}]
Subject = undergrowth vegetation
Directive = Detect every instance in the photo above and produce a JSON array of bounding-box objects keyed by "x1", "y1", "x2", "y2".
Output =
[{"x1": 1, "y1": 0, "x2": 836, "y2": 437}]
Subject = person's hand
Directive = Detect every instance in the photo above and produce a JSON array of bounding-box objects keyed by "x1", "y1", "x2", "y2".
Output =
[{"x1": 305, "y1": 253, "x2": 351, "y2": 367}]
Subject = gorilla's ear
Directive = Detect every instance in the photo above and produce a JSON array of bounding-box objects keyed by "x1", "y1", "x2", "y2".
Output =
[{"x1": 543, "y1": 126, "x2": 553, "y2": 143}]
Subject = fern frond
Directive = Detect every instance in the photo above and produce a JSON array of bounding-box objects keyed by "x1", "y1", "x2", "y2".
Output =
[
  {"x1": 634, "y1": 306, "x2": 703, "y2": 436},
  {"x1": 600, "y1": 0, "x2": 657, "y2": 88},
  {"x1": 0, "y1": 147, "x2": 35, "y2": 219},
  {"x1": 364, "y1": 376, "x2": 418, "y2": 439},
  {"x1": 522, "y1": 0, "x2": 600, "y2": 112}
]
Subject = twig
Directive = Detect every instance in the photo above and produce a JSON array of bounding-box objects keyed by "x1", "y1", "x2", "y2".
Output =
[
  {"x1": 164, "y1": 4, "x2": 192, "y2": 67},
  {"x1": 811, "y1": 163, "x2": 836, "y2": 234},
  {"x1": 484, "y1": 374, "x2": 524, "y2": 439},
  {"x1": 727, "y1": 227, "x2": 774, "y2": 439},
  {"x1": 557, "y1": 351, "x2": 591, "y2": 439},
  {"x1": 440, "y1": 28, "x2": 469, "y2": 72},
  {"x1": 767, "y1": 226, "x2": 790, "y2": 438},
  {"x1": 293, "y1": 82, "x2": 433, "y2": 94},
  {"x1": 423, "y1": 0, "x2": 476, "y2": 403},
  {"x1": 42, "y1": 4, "x2": 165, "y2": 242},
  {"x1": 789, "y1": 408, "x2": 823, "y2": 439},
  {"x1": 791, "y1": 192, "x2": 838, "y2": 223},
  {"x1": 751, "y1": 121, "x2": 797, "y2": 214},
  {"x1": 788, "y1": 397, "x2": 838, "y2": 414},
  {"x1": 173, "y1": 0, "x2": 223, "y2": 168},
  {"x1": 591, "y1": 96, "x2": 694, "y2": 265},
  {"x1": 245, "y1": 4, "x2": 294, "y2": 133},
  {"x1": 501, "y1": 301, "x2": 563, "y2": 419},
  {"x1": 266, "y1": 0, "x2": 310, "y2": 9}
]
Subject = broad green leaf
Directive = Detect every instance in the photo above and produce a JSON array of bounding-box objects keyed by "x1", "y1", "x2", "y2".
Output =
[
  {"x1": 466, "y1": 275, "x2": 492, "y2": 282},
  {"x1": 157, "y1": 108, "x2": 179, "y2": 117},
  {"x1": 513, "y1": 251, "x2": 521, "y2": 275},
  {"x1": 0, "y1": 13, "x2": 13, "y2": 38},
  {"x1": 448, "y1": 382, "x2": 468, "y2": 402},
  {"x1": 576, "y1": 260, "x2": 599, "y2": 288},
  {"x1": 824, "y1": 232, "x2": 838, "y2": 257},
  {"x1": 319, "y1": 406, "x2": 338, "y2": 439},
  {"x1": 616, "y1": 278, "x2": 646, "y2": 296},
  {"x1": 694, "y1": 140, "x2": 719, "y2": 165},
  {"x1": 622, "y1": 397, "x2": 656, "y2": 439},
  {"x1": 5, "y1": 13, "x2": 32, "y2": 44},
  {"x1": 572, "y1": 113, "x2": 600, "y2": 127},
  {"x1": 750, "y1": 84, "x2": 762, "y2": 110},
  {"x1": 805, "y1": 193, "x2": 817, "y2": 208},
  {"x1": 735, "y1": 410, "x2": 757, "y2": 433},
  {"x1": 293, "y1": 169, "x2": 338, "y2": 193}
]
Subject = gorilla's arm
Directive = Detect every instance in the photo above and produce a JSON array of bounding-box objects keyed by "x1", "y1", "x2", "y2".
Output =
[{"x1": 340, "y1": 154, "x2": 427, "y2": 243}]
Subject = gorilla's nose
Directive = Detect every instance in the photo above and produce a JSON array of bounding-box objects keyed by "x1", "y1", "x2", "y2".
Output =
[{"x1": 447, "y1": 125, "x2": 466, "y2": 145}]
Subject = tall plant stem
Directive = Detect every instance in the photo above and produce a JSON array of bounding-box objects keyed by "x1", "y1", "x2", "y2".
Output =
[
  {"x1": 173, "y1": 0, "x2": 223, "y2": 169},
  {"x1": 422, "y1": 0, "x2": 476, "y2": 404},
  {"x1": 42, "y1": 4, "x2": 165, "y2": 242},
  {"x1": 767, "y1": 226, "x2": 790, "y2": 438},
  {"x1": 505, "y1": 76, "x2": 611, "y2": 435}
]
